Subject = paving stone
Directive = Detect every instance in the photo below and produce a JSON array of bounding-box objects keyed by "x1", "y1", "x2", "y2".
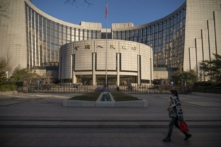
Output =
[
  {"x1": 145, "y1": 132, "x2": 165, "y2": 139},
  {"x1": 90, "y1": 139, "x2": 100, "y2": 147},
  {"x1": 140, "y1": 140, "x2": 154, "y2": 147},
  {"x1": 67, "y1": 140, "x2": 81, "y2": 147},
  {"x1": 78, "y1": 139, "x2": 91, "y2": 147},
  {"x1": 100, "y1": 139, "x2": 111, "y2": 147},
  {"x1": 130, "y1": 139, "x2": 143, "y2": 147},
  {"x1": 110, "y1": 139, "x2": 121, "y2": 147},
  {"x1": 118, "y1": 133, "x2": 129, "y2": 139},
  {"x1": 109, "y1": 133, "x2": 120, "y2": 139},
  {"x1": 150, "y1": 139, "x2": 176, "y2": 147},
  {"x1": 120, "y1": 139, "x2": 133, "y2": 147}
]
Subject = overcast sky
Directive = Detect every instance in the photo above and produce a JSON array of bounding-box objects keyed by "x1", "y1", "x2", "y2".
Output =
[{"x1": 30, "y1": 0, "x2": 186, "y2": 28}]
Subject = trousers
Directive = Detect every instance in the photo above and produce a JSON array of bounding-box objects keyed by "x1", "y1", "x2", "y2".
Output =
[{"x1": 168, "y1": 117, "x2": 180, "y2": 135}]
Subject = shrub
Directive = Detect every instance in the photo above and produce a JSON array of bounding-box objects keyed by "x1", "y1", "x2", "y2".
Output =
[{"x1": 0, "y1": 84, "x2": 17, "y2": 92}]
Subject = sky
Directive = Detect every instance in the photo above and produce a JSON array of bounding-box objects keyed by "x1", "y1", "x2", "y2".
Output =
[{"x1": 30, "y1": 0, "x2": 186, "y2": 28}]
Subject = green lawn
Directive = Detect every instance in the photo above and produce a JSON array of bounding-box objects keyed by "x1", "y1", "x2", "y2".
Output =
[
  {"x1": 111, "y1": 92, "x2": 140, "y2": 101},
  {"x1": 69, "y1": 92, "x2": 140, "y2": 101},
  {"x1": 69, "y1": 92, "x2": 101, "y2": 101}
]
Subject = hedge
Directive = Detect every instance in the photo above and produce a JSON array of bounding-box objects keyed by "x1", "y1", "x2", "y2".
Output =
[{"x1": 0, "y1": 85, "x2": 17, "y2": 92}]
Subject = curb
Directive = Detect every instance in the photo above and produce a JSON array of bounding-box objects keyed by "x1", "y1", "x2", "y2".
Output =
[
  {"x1": 192, "y1": 92, "x2": 221, "y2": 97},
  {"x1": 0, "y1": 120, "x2": 220, "y2": 128},
  {"x1": 0, "y1": 91, "x2": 18, "y2": 95}
]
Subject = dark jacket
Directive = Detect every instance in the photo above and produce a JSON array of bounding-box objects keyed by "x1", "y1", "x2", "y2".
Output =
[{"x1": 168, "y1": 97, "x2": 184, "y2": 120}]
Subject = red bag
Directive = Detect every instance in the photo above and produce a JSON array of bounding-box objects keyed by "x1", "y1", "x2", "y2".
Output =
[{"x1": 179, "y1": 121, "x2": 189, "y2": 132}]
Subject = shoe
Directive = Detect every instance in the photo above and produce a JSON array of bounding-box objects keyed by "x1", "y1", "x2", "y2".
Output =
[
  {"x1": 163, "y1": 137, "x2": 171, "y2": 142},
  {"x1": 184, "y1": 133, "x2": 192, "y2": 140},
  {"x1": 163, "y1": 133, "x2": 171, "y2": 142}
]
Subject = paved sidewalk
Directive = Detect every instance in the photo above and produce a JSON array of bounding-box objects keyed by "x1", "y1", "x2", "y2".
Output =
[
  {"x1": 1, "y1": 128, "x2": 221, "y2": 147},
  {"x1": 0, "y1": 93, "x2": 221, "y2": 128},
  {"x1": 1, "y1": 93, "x2": 221, "y2": 121},
  {"x1": 0, "y1": 120, "x2": 221, "y2": 128},
  {"x1": 0, "y1": 92, "x2": 221, "y2": 146}
]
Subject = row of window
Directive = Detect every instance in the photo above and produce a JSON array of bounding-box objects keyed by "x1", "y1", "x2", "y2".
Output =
[
  {"x1": 113, "y1": 8, "x2": 186, "y2": 68},
  {"x1": 26, "y1": 4, "x2": 101, "y2": 67},
  {"x1": 26, "y1": 2, "x2": 186, "y2": 69}
]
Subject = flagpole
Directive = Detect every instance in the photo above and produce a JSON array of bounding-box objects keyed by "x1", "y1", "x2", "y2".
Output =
[{"x1": 105, "y1": 2, "x2": 108, "y2": 89}]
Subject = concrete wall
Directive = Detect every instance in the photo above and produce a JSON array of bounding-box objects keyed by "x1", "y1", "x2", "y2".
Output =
[
  {"x1": 0, "y1": 0, "x2": 27, "y2": 75},
  {"x1": 184, "y1": 0, "x2": 221, "y2": 76}
]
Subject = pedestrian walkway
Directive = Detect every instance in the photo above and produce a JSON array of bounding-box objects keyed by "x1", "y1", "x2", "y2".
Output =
[
  {"x1": 0, "y1": 120, "x2": 221, "y2": 128},
  {"x1": 0, "y1": 92, "x2": 221, "y2": 146},
  {"x1": 0, "y1": 128, "x2": 221, "y2": 147},
  {"x1": 1, "y1": 93, "x2": 221, "y2": 122}
]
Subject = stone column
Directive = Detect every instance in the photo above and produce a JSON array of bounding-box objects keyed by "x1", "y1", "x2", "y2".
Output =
[
  {"x1": 92, "y1": 52, "x2": 96, "y2": 85},
  {"x1": 137, "y1": 55, "x2": 140, "y2": 85},
  {"x1": 72, "y1": 72, "x2": 76, "y2": 83},
  {"x1": 150, "y1": 57, "x2": 152, "y2": 85},
  {"x1": 71, "y1": 54, "x2": 76, "y2": 83},
  {"x1": 117, "y1": 53, "x2": 120, "y2": 86}
]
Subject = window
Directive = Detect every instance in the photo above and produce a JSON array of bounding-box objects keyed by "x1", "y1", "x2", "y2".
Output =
[
  {"x1": 83, "y1": 29, "x2": 87, "y2": 40},
  {"x1": 151, "y1": 26, "x2": 154, "y2": 34},
  {"x1": 159, "y1": 23, "x2": 162, "y2": 31},
  {"x1": 126, "y1": 31, "x2": 129, "y2": 40},
  {"x1": 117, "y1": 31, "x2": 121, "y2": 39},
  {"x1": 130, "y1": 30, "x2": 134, "y2": 37},
  {"x1": 71, "y1": 28, "x2": 75, "y2": 36},
  {"x1": 97, "y1": 30, "x2": 101, "y2": 39},
  {"x1": 155, "y1": 25, "x2": 158, "y2": 33},
  {"x1": 88, "y1": 30, "x2": 91, "y2": 39},
  {"x1": 122, "y1": 31, "x2": 125, "y2": 40},
  {"x1": 139, "y1": 29, "x2": 142, "y2": 37},
  {"x1": 92, "y1": 30, "x2": 96, "y2": 39},
  {"x1": 113, "y1": 31, "x2": 117, "y2": 39}
]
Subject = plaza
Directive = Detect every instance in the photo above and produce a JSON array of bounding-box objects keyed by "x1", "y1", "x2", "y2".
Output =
[{"x1": 0, "y1": 92, "x2": 221, "y2": 146}]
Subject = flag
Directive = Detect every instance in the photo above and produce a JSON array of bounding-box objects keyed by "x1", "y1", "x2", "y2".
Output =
[{"x1": 105, "y1": 3, "x2": 108, "y2": 18}]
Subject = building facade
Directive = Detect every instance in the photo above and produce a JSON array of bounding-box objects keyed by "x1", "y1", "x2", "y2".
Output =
[
  {"x1": 0, "y1": 0, "x2": 220, "y2": 82},
  {"x1": 59, "y1": 39, "x2": 153, "y2": 86}
]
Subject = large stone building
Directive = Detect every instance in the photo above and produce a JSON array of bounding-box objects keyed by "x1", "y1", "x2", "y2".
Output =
[
  {"x1": 59, "y1": 39, "x2": 153, "y2": 86},
  {"x1": 0, "y1": 0, "x2": 220, "y2": 85}
]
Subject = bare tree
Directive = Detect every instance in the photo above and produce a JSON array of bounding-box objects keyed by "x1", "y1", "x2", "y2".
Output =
[
  {"x1": 0, "y1": 51, "x2": 15, "y2": 76},
  {"x1": 64, "y1": 0, "x2": 93, "y2": 8},
  {"x1": 27, "y1": 72, "x2": 41, "y2": 84},
  {"x1": 0, "y1": 1, "x2": 11, "y2": 18},
  {"x1": 42, "y1": 71, "x2": 53, "y2": 84}
]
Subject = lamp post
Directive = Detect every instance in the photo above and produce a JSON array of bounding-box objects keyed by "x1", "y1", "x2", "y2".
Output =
[
  {"x1": 200, "y1": 72, "x2": 202, "y2": 82},
  {"x1": 181, "y1": 78, "x2": 184, "y2": 93},
  {"x1": 5, "y1": 71, "x2": 8, "y2": 80},
  {"x1": 181, "y1": 78, "x2": 186, "y2": 93}
]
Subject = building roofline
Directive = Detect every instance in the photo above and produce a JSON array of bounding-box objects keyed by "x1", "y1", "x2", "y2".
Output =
[
  {"x1": 112, "y1": 1, "x2": 186, "y2": 31},
  {"x1": 26, "y1": 0, "x2": 102, "y2": 30},
  {"x1": 26, "y1": 0, "x2": 186, "y2": 31}
]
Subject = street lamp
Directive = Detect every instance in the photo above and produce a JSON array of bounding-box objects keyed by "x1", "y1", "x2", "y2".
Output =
[
  {"x1": 200, "y1": 72, "x2": 202, "y2": 82},
  {"x1": 5, "y1": 71, "x2": 8, "y2": 80}
]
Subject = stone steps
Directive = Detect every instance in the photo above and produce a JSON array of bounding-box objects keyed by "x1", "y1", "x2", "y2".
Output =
[{"x1": 1, "y1": 120, "x2": 221, "y2": 128}]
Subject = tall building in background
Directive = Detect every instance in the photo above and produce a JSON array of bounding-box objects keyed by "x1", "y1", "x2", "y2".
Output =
[{"x1": 0, "y1": 0, "x2": 220, "y2": 83}]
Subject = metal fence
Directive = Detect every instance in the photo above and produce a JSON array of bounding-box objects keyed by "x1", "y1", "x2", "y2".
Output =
[
  {"x1": 27, "y1": 84, "x2": 176, "y2": 94},
  {"x1": 28, "y1": 84, "x2": 96, "y2": 93},
  {"x1": 119, "y1": 85, "x2": 173, "y2": 94}
]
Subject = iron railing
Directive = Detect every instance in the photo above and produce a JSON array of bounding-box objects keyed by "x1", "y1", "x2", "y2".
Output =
[{"x1": 27, "y1": 84, "x2": 176, "y2": 94}]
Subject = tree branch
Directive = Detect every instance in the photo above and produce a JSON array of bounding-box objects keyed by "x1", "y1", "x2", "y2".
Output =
[
  {"x1": 64, "y1": 0, "x2": 93, "y2": 8},
  {"x1": 0, "y1": 1, "x2": 11, "y2": 19}
]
